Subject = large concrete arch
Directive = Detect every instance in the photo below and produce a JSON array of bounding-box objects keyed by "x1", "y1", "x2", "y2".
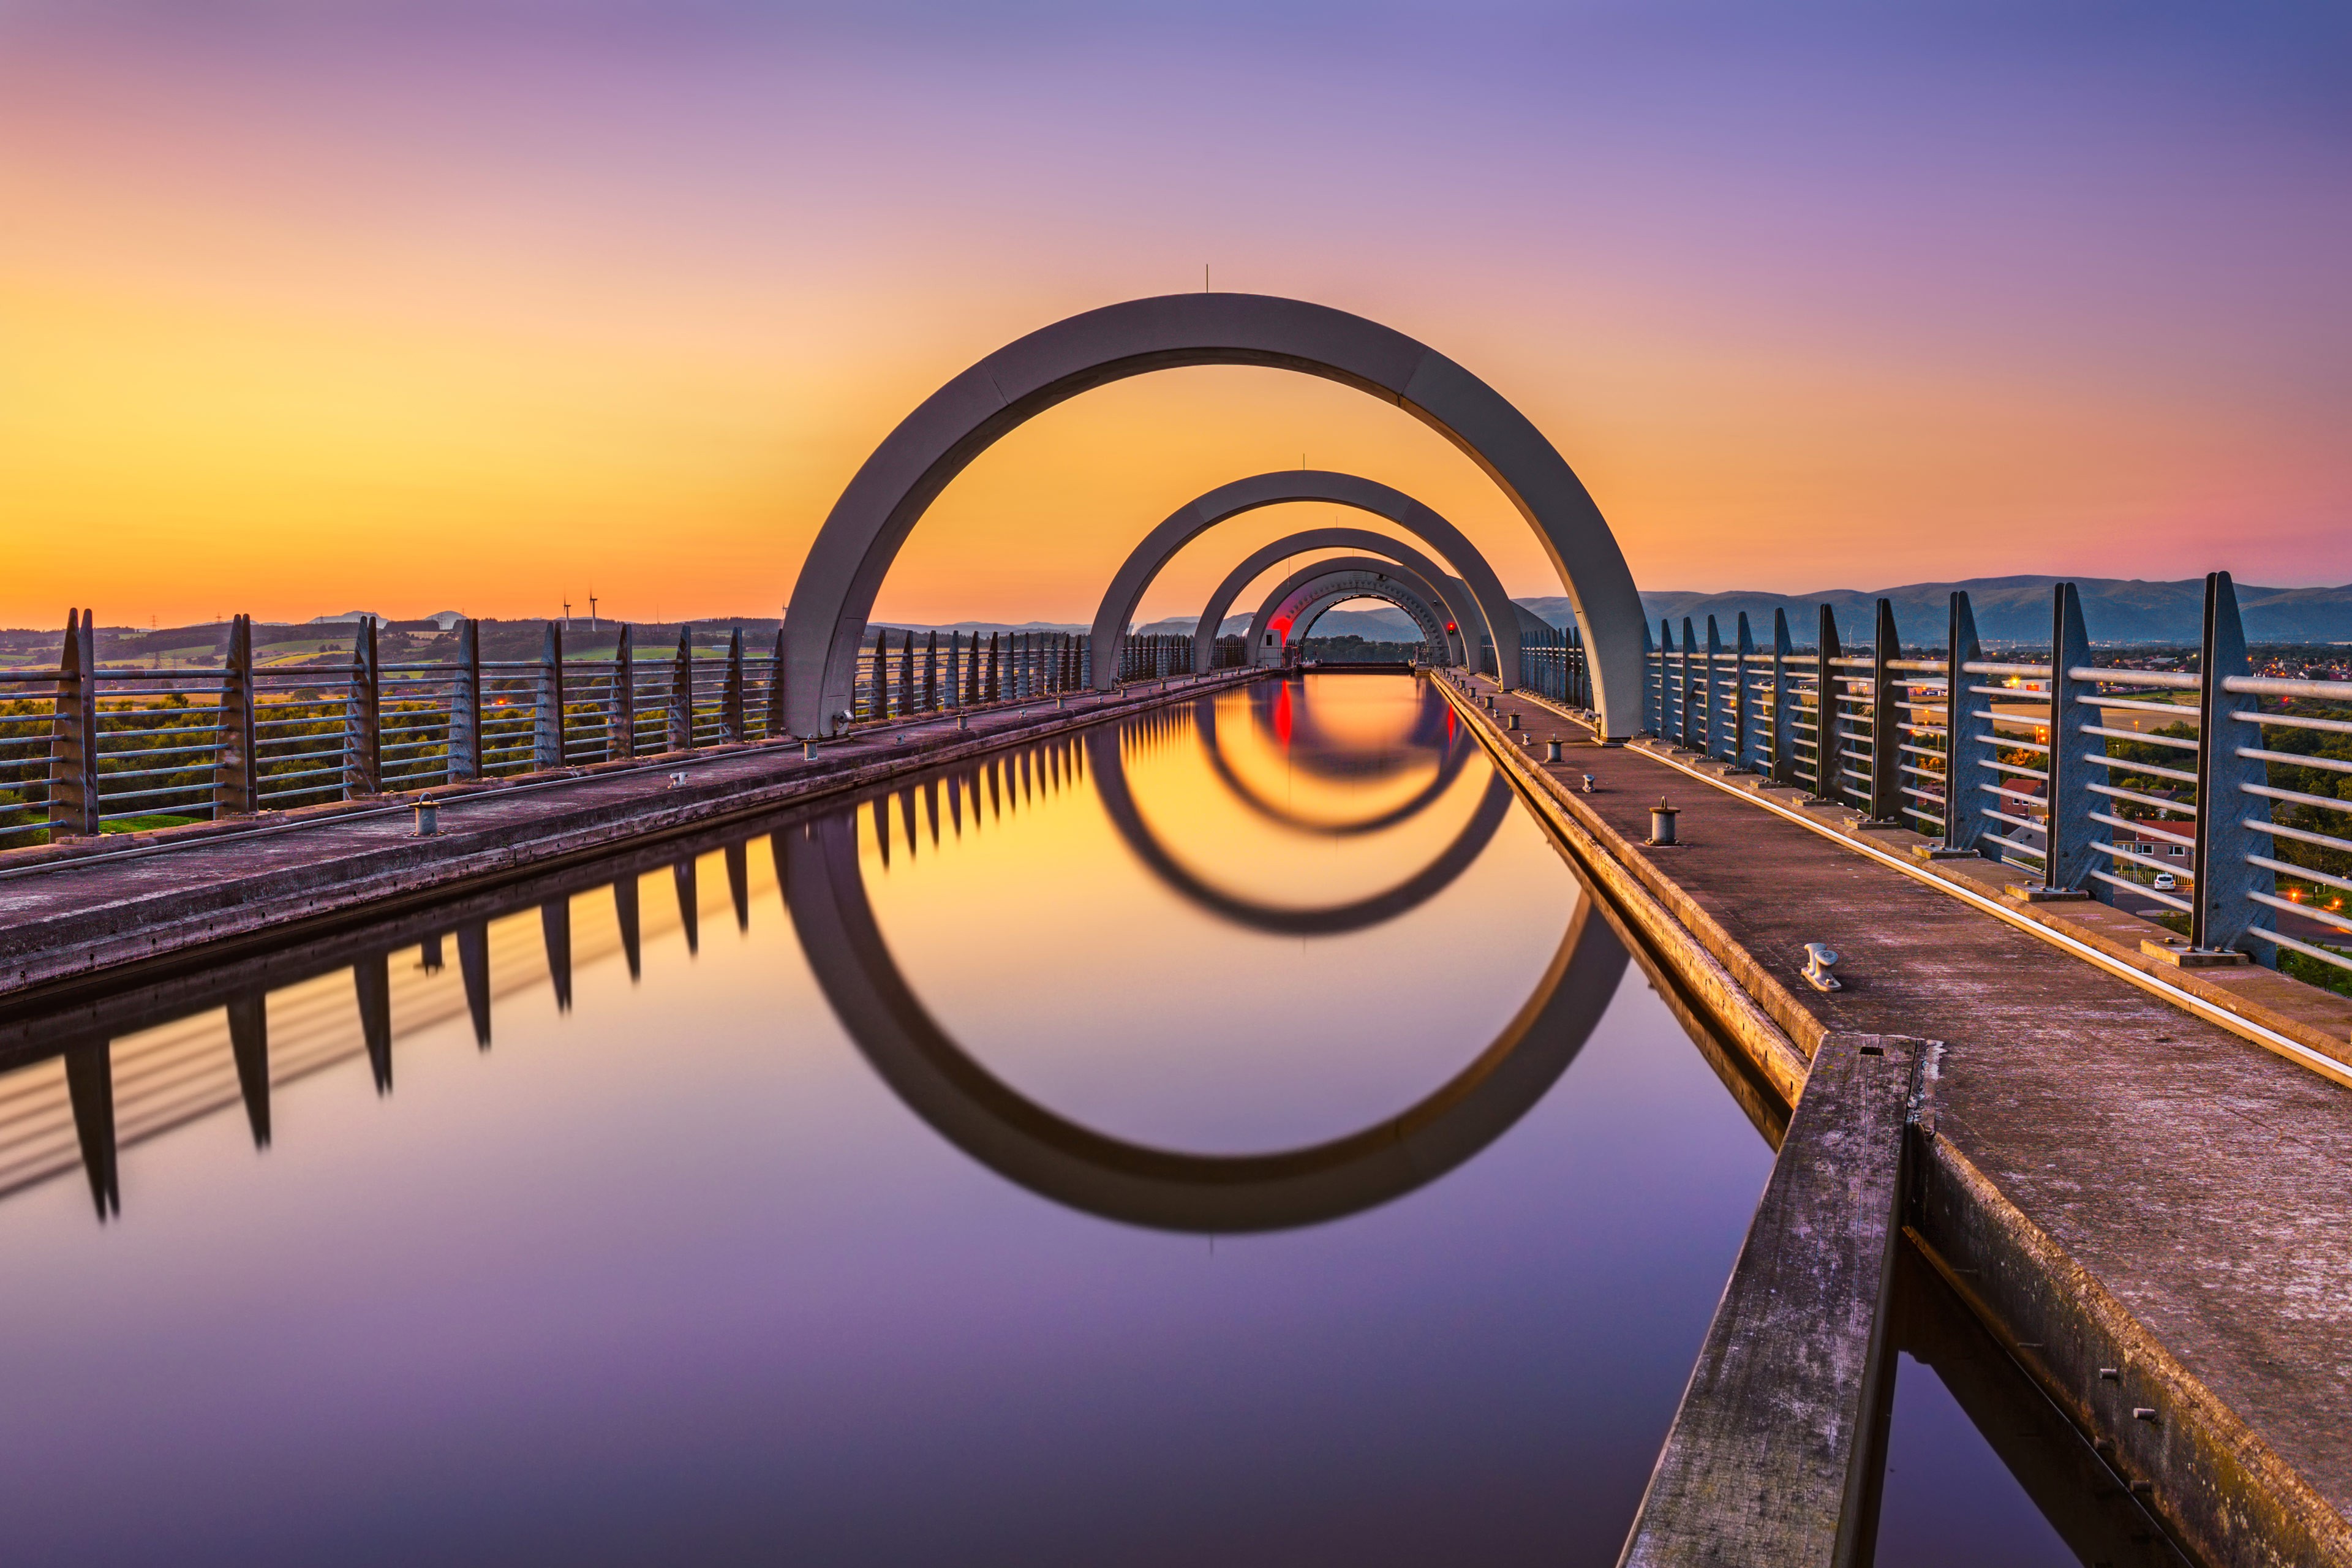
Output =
[
  {"x1": 778, "y1": 804, "x2": 1629, "y2": 1232},
  {"x1": 1083, "y1": 470, "x2": 1520, "y2": 688},
  {"x1": 780, "y1": 293, "x2": 1646, "y2": 738},
  {"x1": 1243, "y1": 558, "x2": 1450, "y2": 667},
  {"x1": 1177, "y1": 526, "x2": 1480, "y2": 674}
]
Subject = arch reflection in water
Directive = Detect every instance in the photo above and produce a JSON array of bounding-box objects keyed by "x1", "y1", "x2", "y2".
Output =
[
  {"x1": 783, "y1": 680, "x2": 1627, "y2": 1233},
  {"x1": 1089, "y1": 716, "x2": 1512, "y2": 937},
  {"x1": 1196, "y1": 678, "x2": 1471, "y2": 838}
]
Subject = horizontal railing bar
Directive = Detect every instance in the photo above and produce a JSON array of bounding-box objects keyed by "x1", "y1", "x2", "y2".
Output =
[
  {"x1": 2248, "y1": 889, "x2": 2352, "y2": 934},
  {"x1": 2077, "y1": 695, "x2": 2198, "y2": 719},
  {"x1": 2085, "y1": 867, "x2": 2193, "y2": 910},
  {"x1": 2245, "y1": 818, "x2": 2352, "y2": 855},
  {"x1": 2247, "y1": 853, "x2": 2352, "y2": 897},
  {"x1": 2250, "y1": 925, "x2": 2352, "y2": 972},
  {"x1": 2234, "y1": 710, "x2": 2352, "y2": 736},
  {"x1": 2242, "y1": 783, "x2": 2352, "y2": 817},
  {"x1": 2068, "y1": 667, "x2": 2200, "y2": 690},
  {"x1": 2238, "y1": 746, "x2": 2352, "y2": 775},
  {"x1": 2080, "y1": 724, "x2": 2198, "y2": 751},
  {"x1": 2224, "y1": 674, "x2": 2352, "y2": 701},
  {"x1": 2082, "y1": 753, "x2": 2200, "y2": 786}
]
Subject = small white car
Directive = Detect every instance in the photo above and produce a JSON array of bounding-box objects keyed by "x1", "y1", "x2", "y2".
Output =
[{"x1": 2152, "y1": 872, "x2": 2178, "y2": 892}]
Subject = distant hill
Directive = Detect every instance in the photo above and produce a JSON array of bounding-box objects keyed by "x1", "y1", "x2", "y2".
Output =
[{"x1": 1513, "y1": 576, "x2": 2352, "y2": 647}]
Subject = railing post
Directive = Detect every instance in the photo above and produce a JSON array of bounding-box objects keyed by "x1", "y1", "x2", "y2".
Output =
[
  {"x1": 533, "y1": 622, "x2": 566, "y2": 771},
  {"x1": 924, "y1": 630, "x2": 939, "y2": 711},
  {"x1": 1679, "y1": 616, "x2": 1699, "y2": 748},
  {"x1": 611, "y1": 624, "x2": 636, "y2": 759},
  {"x1": 1656, "y1": 619, "x2": 1673, "y2": 737},
  {"x1": 450, "y1": 617, "x2": 481, "y2": 780},
  {"x1": 1705, "y1": 615, "x2": 1727, "y2": 759},
  {"x1": 214, "y1": 614, "x2": 257, "y2": 816},
  {"x1": 2193, "y1": 571, "x2": 2274, "y2": 959},
  {"x1": 1814, "y1": 604, "x2": 1844, "y2": 806},
  {"x1": 1733, "y1": 612, "x2": 1756, "y2": 770},
  {"x1": 1642, "y1": 620, "x2": 1657, "y2": 732},
  {"x1": 1943, "y1": 592, "x2": 1988, "y2": 853},
  {"x1": 722, "y1": 627, "x2": 745, "y2": 742},
  {"x1": 2042, "y1": 581, "x2": 2101, "y2": 893},
  {"x1": 766, "y1": 627, "x2": 788, "y2": 737},
  {"x1": 344, "y1": 617, "x2": 381, "y2": 799},
  {"x1": 47, "y1": 608, "x2": 99, "y2": 837},
  {"x1": 1867, "y1": 597, "x2": 1902, "y2": 823},
  {"x1": 669, "y1": 626, "x2": 696, "y2": 750},
  {"x1": 1770, "y1": 609, "x2": 1796, "y2": 787}
]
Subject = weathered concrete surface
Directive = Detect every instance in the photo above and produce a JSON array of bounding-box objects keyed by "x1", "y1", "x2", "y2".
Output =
[
  {"x1": 0, "y1": 673, "x2": 1260, "y2": 1005},
  {"x1": 1619, "y1": 1034, "x2": 1924, "y2": 1568},
  {"x1": 1888, "y1": 1241, "x2": 2190, "y2": 1566},
  {"x1": 1445, "y1": 675, "x2": 2352, "y2": 1568}
]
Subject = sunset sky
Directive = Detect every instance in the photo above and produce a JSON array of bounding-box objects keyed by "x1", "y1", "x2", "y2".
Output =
[{"x1": 4, "y1": 2, "x2": 2346, "y2": 631}]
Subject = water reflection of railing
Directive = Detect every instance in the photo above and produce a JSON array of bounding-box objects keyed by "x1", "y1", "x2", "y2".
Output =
[
  {"x1": 0, "y1": 718, "x2": 1136, "y2": 1218},
  {"x1": 0, "y1": 681, "x2": 1512, "y2": 1224}
]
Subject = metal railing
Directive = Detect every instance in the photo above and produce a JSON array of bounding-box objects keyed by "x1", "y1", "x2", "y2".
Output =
[
  {"x1": 1628, "y1": 575, "x2": 2352, "y2": 982},
  {"x1": 1518, "y1": 622, "x2": 1593, "y2": 712},
  {"x1": 1, "y1": 616, "x2": 1246, "y2": 850}
]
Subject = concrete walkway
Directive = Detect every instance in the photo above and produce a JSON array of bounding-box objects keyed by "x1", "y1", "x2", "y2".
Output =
[{"x1": 1446, "y1": 675, "x2": 2352, "y2": 1568}]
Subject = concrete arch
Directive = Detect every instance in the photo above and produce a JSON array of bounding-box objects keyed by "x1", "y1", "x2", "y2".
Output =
[
  {"x1": 1244, "y1": 558, "x2": 1449, "y2": 666},
  {"x1": 1175, "y1": 526, "x2": 1480, "y2": 674},
  {"x1": 1082, "y1": 470, "x2": 1520, "y2": 686},
  {"x1": 780, "y1": 293, "x2": 1646, "y2": 738},
  {"x1": 778, "y1": 804, "x2": 1628, "y2": 1232}
]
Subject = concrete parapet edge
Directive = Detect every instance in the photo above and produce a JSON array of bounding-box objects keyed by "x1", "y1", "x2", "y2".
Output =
[
  {"x1": 1428, "y1": 678, "x2": 1811, "y2": 1114},
  {"x1": 1911, "y1": 1133, "x2": 2352, "y2": 1568}
]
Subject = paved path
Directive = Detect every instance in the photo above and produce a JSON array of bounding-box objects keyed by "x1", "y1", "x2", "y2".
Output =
[{"x1": 1449, "y1": 675, "x2": 2352, "y2": 1568}]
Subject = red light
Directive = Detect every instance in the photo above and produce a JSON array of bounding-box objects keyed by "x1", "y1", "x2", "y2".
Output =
[
  {"x1": 1273, "y1": 682, "x2": 1293, "y2": 744},
  {"x1": 1445, "y1": 621, "x2": 1457, "y2": 633}
]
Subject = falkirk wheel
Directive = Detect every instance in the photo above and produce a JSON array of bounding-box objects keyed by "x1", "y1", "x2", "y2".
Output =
[{"x1": 779, "y1": 293, "x2": 1649, "y2": 737}]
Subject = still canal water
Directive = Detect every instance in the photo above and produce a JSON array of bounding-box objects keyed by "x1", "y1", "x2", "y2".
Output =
[{"x1": 0, "y1": 674, "x2": 2090, "y2": 1564}]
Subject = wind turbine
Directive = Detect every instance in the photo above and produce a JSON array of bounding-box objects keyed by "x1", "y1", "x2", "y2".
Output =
[{"x1": 588, "y1": 588, "x2": 598, "y2": 632}]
